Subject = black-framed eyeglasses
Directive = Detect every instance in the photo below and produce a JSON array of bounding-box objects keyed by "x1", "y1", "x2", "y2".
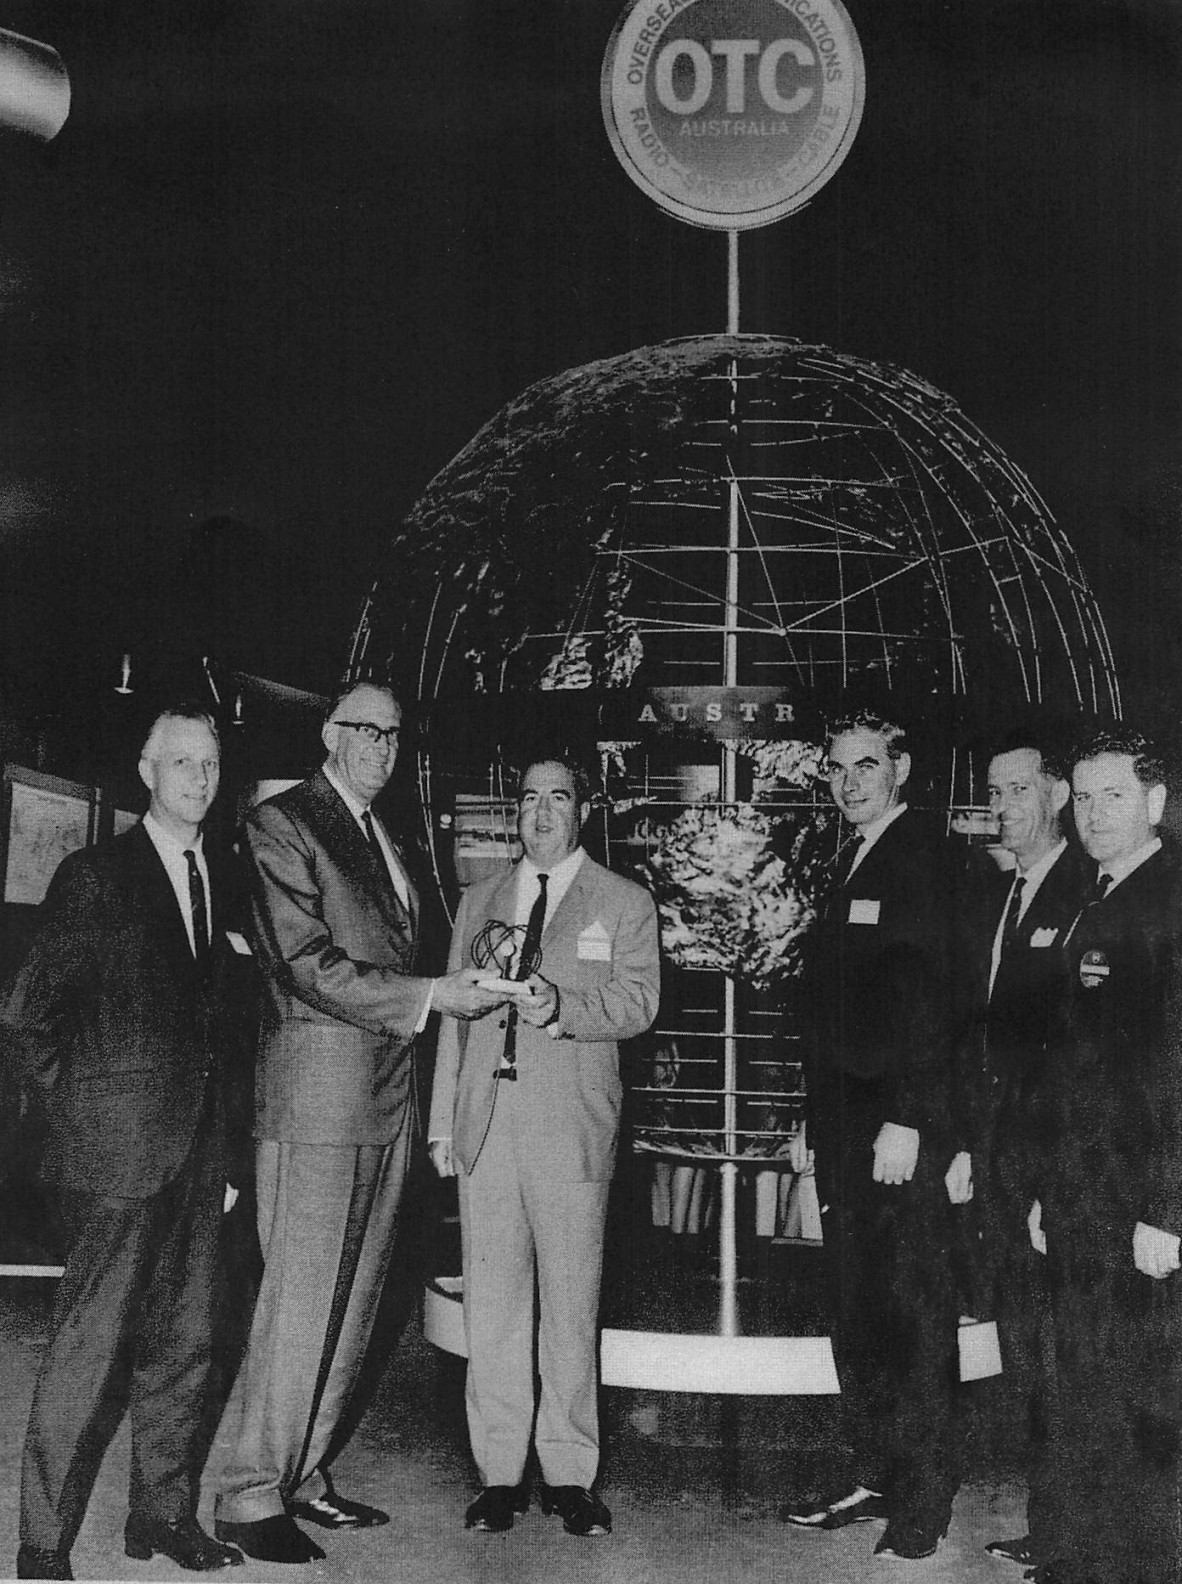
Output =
[{"x1": 334, "y1": 720, "x2": 401, "y2": 748}]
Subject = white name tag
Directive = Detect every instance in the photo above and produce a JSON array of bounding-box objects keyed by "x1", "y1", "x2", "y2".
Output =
[
  {"x1": 226, "y1": 930, "x2": 252, "y2": 956},
  {"x1": 1030, "y1": 928, "x2": 1058, "y2": 948},
  {"x1": 578, "y1": 921, "x2": 612, "y2": 961},
  {"x1": 848, "y1": 898, "x2": 880, "y2": 926}
]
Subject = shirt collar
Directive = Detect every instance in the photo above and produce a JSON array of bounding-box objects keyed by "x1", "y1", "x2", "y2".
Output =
[
  {"x1": 520, "y1": 846, "x2": 584, "y2": 886},
  {"x1": 853, "y1": 799, "x2": 908, "y2": 853},
  {"x1": 143, "y1": 811, "x2": 204, "y2": 860},
  {"x1": 1015, "y1": 836, "x2": 1067, "y2": 885},
  {"x1": 1102, "y1": 835, "x2": 1162, "y2": 890},
  {"x1": 323, "y1": 761, "x2": 370, "y2": 822}
]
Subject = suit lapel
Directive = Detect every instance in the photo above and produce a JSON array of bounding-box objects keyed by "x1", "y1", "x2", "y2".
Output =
[
  {"x1": 305, "y1": 771, "x2": 413, "y2": 937},
  {"x1": 124, "y1": 823, "x2": 198, "y2": 983}
]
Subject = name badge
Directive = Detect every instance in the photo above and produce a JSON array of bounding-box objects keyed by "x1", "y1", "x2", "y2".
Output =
[
  {"x1": 1079, "y1": 949, "x2": 1109, "y2": 989},
  {"x1": 848, "y1": 898, "x2": 880, "y2": 926},
  {"x1": 578, "y1": 920, "x2": 612, "y2": 961},
  {"x1": 1030, "y1": 928, "x2": 1058, "y2": 948}
]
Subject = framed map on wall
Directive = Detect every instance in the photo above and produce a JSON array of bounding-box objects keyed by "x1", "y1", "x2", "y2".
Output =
[{"x1": 1, "y1": 765, "x2": 99, "y2": 907}]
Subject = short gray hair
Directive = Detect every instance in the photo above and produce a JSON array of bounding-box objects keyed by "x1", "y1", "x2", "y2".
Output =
[{"x1": 140, "y1": 704, "x2": 220, "y2": 764}]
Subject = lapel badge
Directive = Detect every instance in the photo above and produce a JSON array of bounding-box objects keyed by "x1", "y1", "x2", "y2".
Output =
[{"x1": 1078, "y1": 948, "x2": 1109, "y2": 989}]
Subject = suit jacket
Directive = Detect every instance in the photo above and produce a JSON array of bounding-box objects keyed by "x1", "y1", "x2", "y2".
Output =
[
  {"x1": 245, "y1": 768, "x2": 430, "y2": 1146},
  {"x1": 0, "y1": 822, "x2": 245, "y2": 1198},
  {"x1": 952, "y1": 841, "x2": 1091, "y2": 1191},
  {"x1": 428, "y1": 853, "x2": 660, "y2": 1180},
  {"x1": 800, "y1": 808, "x2": 957, "y2": 1175},
  {"x1": 1035, "y1": 843, "x2": 1182, "y2": 1255}
]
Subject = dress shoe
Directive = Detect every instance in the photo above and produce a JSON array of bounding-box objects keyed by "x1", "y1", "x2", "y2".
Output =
[
  {"x1": 213, "y1": 1515, "x2": 325, "y2": 1564},
  {"x1": 781, "y1": 1484, "x2": 887, "y2": 1528},
  {"x1": 986, "y1": 1534, "x2": 1041, "y2": 1566},
  {"x1": 464, "y1": 1486, "x2": 529, "y2": 1532},
  {"x1": 539, "y1": 1485, "x2": 611, "y2": 1536},
  {"x1": 16, "y1": 1546, "x2": 72, "y2": 1580},
  {"x1": 125, "y1": 1515, "x2": 242, "y2": 1570},
  {"x1": 874, "y1": 1520, "x2": 943, "y2": 1560},
  {"x1": 288, "y1": 1493, "x2": 390, "y2": 1529}
]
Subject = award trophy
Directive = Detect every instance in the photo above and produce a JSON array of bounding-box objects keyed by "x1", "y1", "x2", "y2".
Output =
[{"x1": 471, "y1": 919, "x2": 543, "y2": 997}]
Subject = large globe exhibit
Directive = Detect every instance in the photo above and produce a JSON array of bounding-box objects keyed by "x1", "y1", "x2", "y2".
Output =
[{"x1": 351, "y1": 331, "x2": 1120, "y2": 1371}]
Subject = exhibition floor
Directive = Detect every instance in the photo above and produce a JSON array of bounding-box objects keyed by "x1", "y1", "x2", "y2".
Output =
[{"x1": 0, "y1": 1267, "x2": 1031, "y2": 1584}]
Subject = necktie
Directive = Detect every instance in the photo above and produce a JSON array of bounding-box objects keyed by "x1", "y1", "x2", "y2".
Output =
[
  {"x1": 184, "y1": 849, "x2": 210, "y2": 975},
  {"x1": 501, "y1": 873, "x2": 549, "y2": 1080},
  {"x1": 362, "y1": 809, "x2": 409, "y2": 909},
  {"x1": 1092, "y1": 871, "x2": 1113, "y2": 905},
  {"x1": 999, "y1": 875, "x2": 1026, "y2": 950}
]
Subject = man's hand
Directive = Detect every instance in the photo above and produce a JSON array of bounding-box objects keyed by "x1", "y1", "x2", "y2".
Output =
[
  {"x1": 945, "y1": 1150, "x2": 974, "y2": 1205},
  {"x1": 432, "y1": 968, "x2": 509, "y2": 1020},
  {"x1": 428, "y1": 1138, "x2": 455, "y2": 1178},
  {"x1": 1134, "y1": 1220, "x2": 1181, "y2": 1280},
  {"x1": 872, "y1": 1122, "x2": 920, "y2": 1185},
  {"x1": 516, "y1": 975, "x2": 559, "y2": 1028},
  {"x1": 789, "y1": 1121, "x2": 813, "y2": 1176},
  {"x1": 1028, "y1": 1198, "x2": 1047, "y2": 1255}
]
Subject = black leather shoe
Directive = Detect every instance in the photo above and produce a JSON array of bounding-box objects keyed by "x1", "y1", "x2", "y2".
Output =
[
  {"x1": 125, "y1": 1516, "x2": 242, "y2": 1570},
  {"x1": 986, "y1": 1534, "x2": 1041, "y2": 1566},
  {"x1": 213, "y1": 1516, "x2": 325, "y2": 1564},
  {"x1": 875, "y1": 1521, "x2": 943, "y2": 1560},
  {"x1": 464, "y1": 1486, "x2": 529, "y2": 1532},
  {"x1": 539, "y1": 1486, "x2": 611, "y2": 1536},
  {"x1": 16, "y1": 1546, "x2": 72, "y2": 1580},
  {"x1": 781, "y1": 1485, "x2": 887, "y2": 1528},
  {"x1": 288, "y1": 1493, "x2": 390, "y2": 1529}
]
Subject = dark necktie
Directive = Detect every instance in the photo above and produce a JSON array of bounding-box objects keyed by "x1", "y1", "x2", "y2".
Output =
[
  {"x1": 1092, "y1": 871, "x2": 1114, "y2": 905},
  {"x1": 362, "y1": 809, "x2": 408, "y2": 909},
  {"x1": 501, "y1": 873, "x2": 549, "y2": 1081},
  {"x1": 184, "y1": 849, "x2": 210, "y2": 976},
  {"x1": 999, "y1": 875, "x2": 1026, "y2": 951}
]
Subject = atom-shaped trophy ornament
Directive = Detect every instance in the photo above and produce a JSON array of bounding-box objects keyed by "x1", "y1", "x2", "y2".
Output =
[{"x1": 471, "y1": 919, "x2": 543, "y2": 995}]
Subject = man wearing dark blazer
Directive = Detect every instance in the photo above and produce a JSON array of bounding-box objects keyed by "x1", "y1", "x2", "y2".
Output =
[
  {"x1": 783, "y1": 710, "x2": 960, "y2": 1561},
  {"x1": 1026, "y1": 731, "x2": 1182, "y2": 1584},
  {"x1": 946, "y1": 732, "x2": 1089, "y2": 1571},
  {"x1": 2, "y1": 705, "x2": 245, "y2": 1580},
  {"x1": 428, "y1": 754, "x2": 660, "y2": 1539},
  {"x1": 214, "y1": 682, "x2": 501, "y2": 1564}
]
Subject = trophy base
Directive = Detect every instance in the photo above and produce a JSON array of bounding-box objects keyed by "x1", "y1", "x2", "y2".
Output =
[{"x1": 476, "y1": 976, "x2": 535, "y2": 996}]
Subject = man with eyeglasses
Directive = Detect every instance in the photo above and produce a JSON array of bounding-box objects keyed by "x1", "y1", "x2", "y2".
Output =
[
  {"x1": 215, "y1": 682, "x2": 503, "y2": 1564},
  {"x1": 1021, "y1": 730, "x2": 1182, "y2": 1584}
]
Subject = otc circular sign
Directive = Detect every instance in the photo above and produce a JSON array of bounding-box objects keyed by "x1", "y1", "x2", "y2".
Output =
[{"x1": 601, "y1": 0, "x2": 864, "y2": 230}]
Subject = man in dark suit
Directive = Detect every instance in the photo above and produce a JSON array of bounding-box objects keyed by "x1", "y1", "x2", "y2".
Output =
[
  {"x1": 428, "y1": 754, "x2": 660, "y2": 1539},
  {"x1": 2, "y1": 705, "x2": 246, "y2": 1580},
  {"x1": 783, "y1": 709, "x2": 960, "y2": 1561},
  {"x1": 945, "y1": 732, "x2": 1089, "y2": 1570},
  {"x1": 1026, "y1": 730, "x2": 1182, "y2": 1584},
  {"x1": 214, "y1": 682, "x2": 501, "y2": 1564}
]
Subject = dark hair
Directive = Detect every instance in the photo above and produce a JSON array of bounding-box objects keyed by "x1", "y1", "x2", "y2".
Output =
[
  {"x1": 826, "y1": 708, "x2": 908, "y2": 761},
  {"x1": 323, "y1": 680, "x2": 400, "y2": 727},
  {"x1": 512, "y1": 750, "x2": 595, "y2": 807},
  {"x1": 1073, "y1": 729, "x2": 1167, "y2": 789},
  {"x1": 140, "y1": 703, "x2": 220, "y2": 761},
  {"x1": 987, "y1": 727, "x2": 1069, "y2": 784}
]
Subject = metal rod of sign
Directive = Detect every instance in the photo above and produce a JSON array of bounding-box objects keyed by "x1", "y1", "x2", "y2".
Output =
[{"x1": 718, "y1": 228, "x2": 742, "y2": 1336}]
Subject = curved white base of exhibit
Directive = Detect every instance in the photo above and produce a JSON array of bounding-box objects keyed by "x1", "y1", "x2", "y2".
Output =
[
  {"x1": 424, "y1": 1278, "x2": 841, "y2": 1395},
  {"x1": 424, "y1": 1280, "x2": 1002, "y2": 1394}
]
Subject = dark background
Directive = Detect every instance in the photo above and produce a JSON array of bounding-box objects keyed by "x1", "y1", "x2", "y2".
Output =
[{"x1": 0, "y1": 0, "x2": 1179, "y2": 750}]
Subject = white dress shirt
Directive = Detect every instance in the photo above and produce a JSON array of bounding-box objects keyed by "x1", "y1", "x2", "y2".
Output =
[{"x1": 142, "y1": 812, "x2": 210, "y2": 958}]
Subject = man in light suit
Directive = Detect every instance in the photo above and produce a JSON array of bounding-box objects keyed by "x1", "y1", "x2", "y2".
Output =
[
  {"x1": 945, "y1": 730, "x2": 1089, "y2": 1570},
  {"x1": 2, "y1": 705, "x2": 246, "y2": 1580},
  {"x1": 783, "y1": 710, "x2": 960, "y2": 1562},
  {"x1": 214, "y1": 682, "x2": 501, "y2": 1564},
  {"x1": 429, "y1": 754, "x2": 660, "y2": 1538}
]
